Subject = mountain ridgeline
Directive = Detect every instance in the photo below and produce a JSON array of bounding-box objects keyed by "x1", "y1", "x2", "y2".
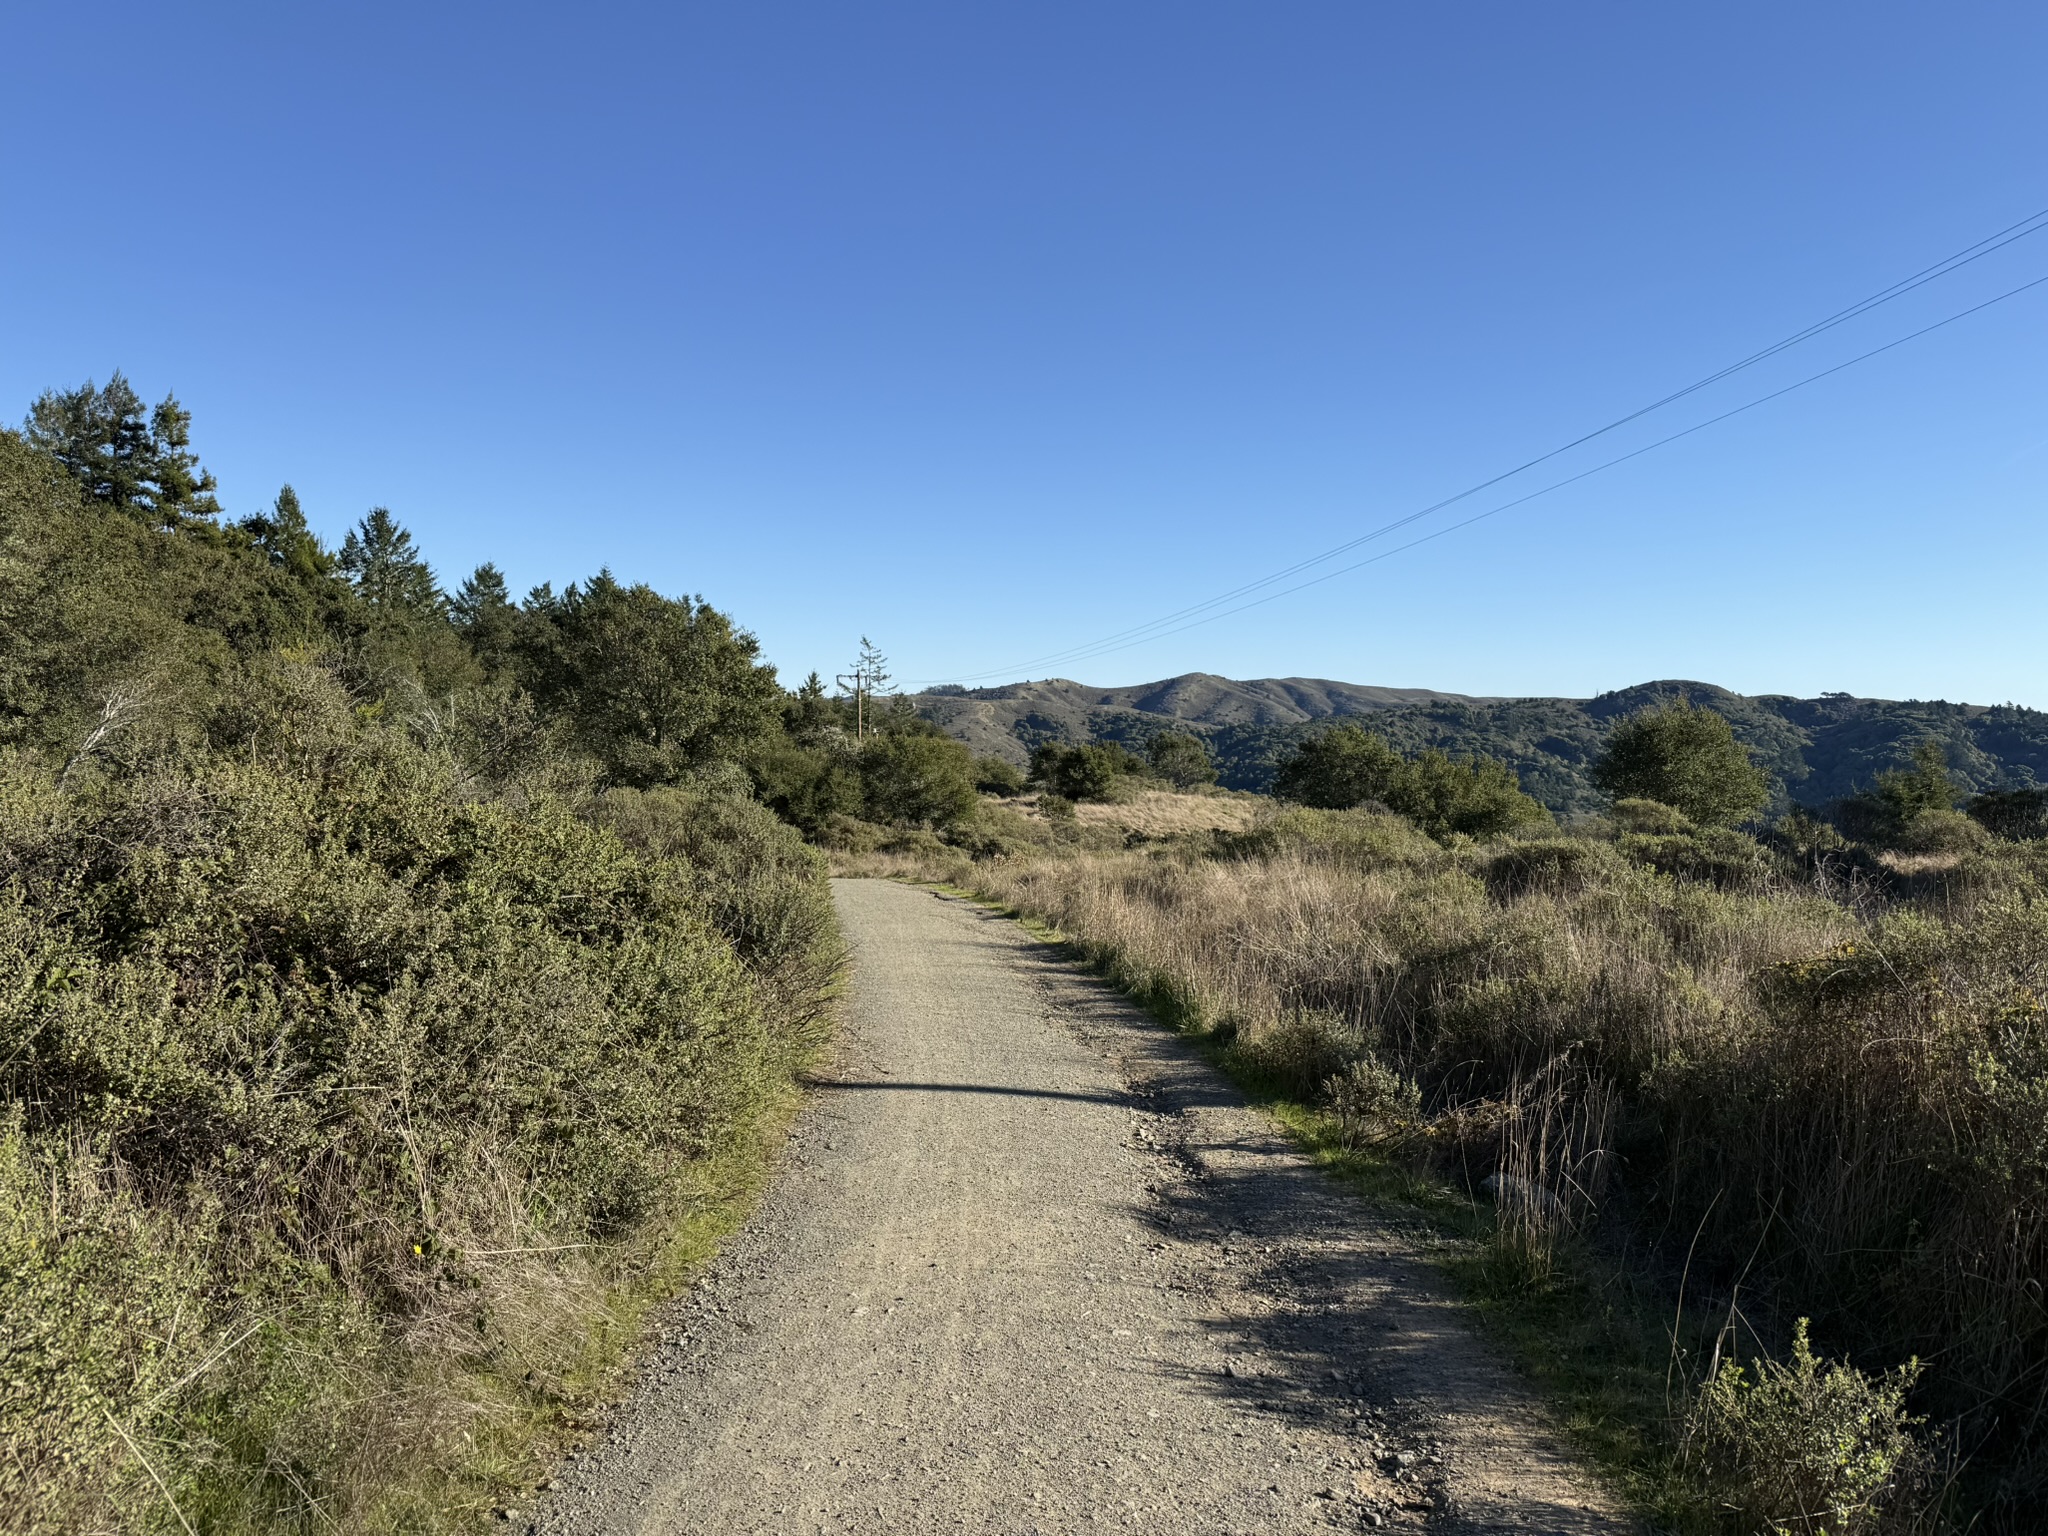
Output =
[{"x1": 914, "y1": 673, "x2": 2048, "y2": 815}]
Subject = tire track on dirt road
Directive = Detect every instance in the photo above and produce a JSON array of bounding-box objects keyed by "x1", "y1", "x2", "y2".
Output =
[{"x1": 528, "y1": 878, "x2": 1632, "y2": 1535}]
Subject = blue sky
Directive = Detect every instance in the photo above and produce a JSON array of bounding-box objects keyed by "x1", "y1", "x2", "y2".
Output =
[{"x1": 5, "y1": 4, "x2": 2045, "y2": 704}]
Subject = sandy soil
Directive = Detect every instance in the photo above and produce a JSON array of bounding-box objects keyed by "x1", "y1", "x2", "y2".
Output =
[{"x1": 526, "y1": 879, "x2": 1632, "y2": 1535}]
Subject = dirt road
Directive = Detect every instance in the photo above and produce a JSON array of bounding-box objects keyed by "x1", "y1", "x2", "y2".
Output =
[{"x1": 529, "y1": 879, "x2": 1631, "y2": 1535}]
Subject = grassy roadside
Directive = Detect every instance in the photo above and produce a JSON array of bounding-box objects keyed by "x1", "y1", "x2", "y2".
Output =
[
  {"x1": 371, "y1": 1066, "x2": 820, "y2": 1530},
  {"x1": 917, "y1": 875, "x2": 1710, "y2": 1532}
]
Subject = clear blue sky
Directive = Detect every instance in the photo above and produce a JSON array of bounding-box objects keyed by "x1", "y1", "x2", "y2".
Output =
[{"x1": 6, "y1": 4, "x2": 2045, "y2": 704}]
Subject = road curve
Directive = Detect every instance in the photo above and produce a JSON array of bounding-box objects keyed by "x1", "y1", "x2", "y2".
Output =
[{"x1": 529, "y1": 878, "x2": 1631, "y2": 1535}]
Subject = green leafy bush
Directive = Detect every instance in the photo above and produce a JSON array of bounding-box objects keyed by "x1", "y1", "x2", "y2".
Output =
[
  {"x1": 1685, "y1": 1320, "x2": 1928, "y2": 1535},
  {"x1": 1146, "y1": 730, "x2": 1217, "y2": 790},
  {"x1": 859, "y1": 728, "x2": 978, "y2": 829},
  {"x1": 1892, "y1": 808, "x2": 1995, "y2": 856},
  {"x1": 1272, "y1": 725, "x2": 1547, "y2": 843},
  {"x1": 1032, "y1": 741, "x2": 1146, "y2": 801},
  {"x1": 973, "y1": 754, "x2": 1027, "y2": 797},
  {"x1": 1591, "y1": 698, "x2": 1770, "y2": 826}
]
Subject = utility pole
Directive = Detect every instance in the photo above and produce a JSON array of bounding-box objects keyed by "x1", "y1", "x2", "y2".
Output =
[
  {"x1": 835, "y1": 666, "x2": 871, "y2": 741},
  {"x1": 837, "y1": 638, "x2": 891, "y2": 744}
]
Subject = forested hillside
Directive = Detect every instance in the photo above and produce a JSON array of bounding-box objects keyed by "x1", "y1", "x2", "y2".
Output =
[{"x1": 916, "y1": 674, "x2": 2048, "y2": 814}]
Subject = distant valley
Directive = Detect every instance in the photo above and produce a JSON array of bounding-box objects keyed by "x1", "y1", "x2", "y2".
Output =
[{"x1": 913, "y1": 673, "x2": 2048, "y2": 815}]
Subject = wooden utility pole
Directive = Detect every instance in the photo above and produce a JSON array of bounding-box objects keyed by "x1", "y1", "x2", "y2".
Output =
[{"x1": 835, "y1": 668, "x2": 870, "y2": 741}]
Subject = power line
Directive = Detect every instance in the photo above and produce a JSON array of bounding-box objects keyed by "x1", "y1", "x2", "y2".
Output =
[
  {"x1": 1019, "y1": 265, "x2": 2048, "y2": 674},
  {"x1": 927, "y1": 204, "x2": 2048, "y2": 685}
]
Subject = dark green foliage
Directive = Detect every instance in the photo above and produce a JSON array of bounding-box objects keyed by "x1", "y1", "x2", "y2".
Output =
[
  {"x1": 751, "y1": 736, "x2": 863, "y2": 834},
  {"x1": 1271, "y1": 722, "x2": 1403, "y2": 807},
  {"x1": 1969, "y1": 788, "x2": 2048, "y2": 842},
  {"x1": 1147, "y1": 730, "x2": 1216, "y2": 789},
  {"x1": 860, "y1": 728, "x2": 978, "y2": 828},
  {"x1": 23, "y1": 372, "x2": 222, "y2": 529},
  {"x1": 1591, "y1": 698, "x2": 1770, "y2": 825},
  {"x1": 1273, "y1": 724, "x2": 1547, "y2": 843},
  {"x1": 339, "y1": 507, "x2": 444, "y2": 620},
  {"x1": 0, "y1": 431, "x2": 344, "y2": 754},
  {"x1": 451, "y1": 561, "x2": 523, "y2": 679},
  {"x1": 1836, "y1": 742, "x2": 1966, "y2": 846},
  {"x1": 1392, "y1": 748, "x2": 1551, "y2": 842},
  {"x1": 588, "y1": 784, "x2": 841, "y2": 1024},
  {"x1": 1148, "y1": 682, "x2": 2048, "y2": 818},
  {"x1": 517, "y1": 574, "x2": 783, "y2": 787},
  {"x1": 239, "y1": 484, "x2": 334, "y2": 586},
  {"x1": 1032, "y1": 741, "x2": 1146, "y2": 800},
  {"x1": 974, "y1": 754, "x2": 1027, "y2": 797}
]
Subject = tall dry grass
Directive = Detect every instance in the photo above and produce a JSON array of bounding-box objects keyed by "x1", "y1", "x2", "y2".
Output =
[{"x1": 952, "y1": 808, "x2": 2048, "y2": 1523}]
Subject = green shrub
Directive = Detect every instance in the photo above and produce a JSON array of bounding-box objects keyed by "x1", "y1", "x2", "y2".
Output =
[
  {"x1": 0, "y1": 657, "x2": 832, "y2": 1532},
  {"x1": 1893, "y1": 807, "x2": 1995, "y2": 856},
  {"x1": 1684, "y1": 1320, "x2": 1928, "y2": 1535},
  {"x1": 1592, "y1": 698, "x2": 1769, "y2": 826},
  {"x1": 973, "y1": 754, "x2": 1027, "y2": 797},
  {"x1": 1325, "y1": 1054, "x2": 1423, "y2": 1149},
  {"x1": 1611, "y1": 796, "x2": 1694, "y2": 834},
  {"x1": 1146, "y1": 730, "x2": 1217, "y2": 790},
  {"x1": 1482, "y1": 835, "x2": 1628, "y2": 897},
  {"x1": 1223, "y1": 805, "x2": 1443, "y2": 871},
  {"x1": 589, "y1": 784, "x2": 841, "y2": 1025},
  {"x1": 859, "y1": 729, "x2": 978, "y2": 829},
  {"x1": 1032, "y1": 741, "x2": 1145, "y2": 801},
  {"x1": 1619, "y1": 826, "x2": 1780, "y2": 889},
  {"x1": 1272, "y1": 725, "x2": 1547, "y2": 843}
]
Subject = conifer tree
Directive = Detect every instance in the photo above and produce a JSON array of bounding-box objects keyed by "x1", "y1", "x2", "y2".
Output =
[
  {"x1": 242, "y1": 485, "x2": 332, "y2": 583},
  {"x1": 452, "y1": 562, "x2": 522, "y2": 678},
  {"x1": 338, "y1": 508, "x2": 443, "y2": 619},
  {"x1": 23, "y1": 372, "x2": 222, "y2": 528}
]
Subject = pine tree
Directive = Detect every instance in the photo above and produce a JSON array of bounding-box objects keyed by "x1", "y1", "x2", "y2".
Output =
[
  {"x1": 451, "y1": 562, "x2": 521, "y2": 678},
  {"x1": 338, "y1": 508, "x2": 443, "y2": 619},
  {"x1": 23, "y1": 372, "x2": 222, "y2": 528},
  {"x1": 242, "y1": 485, "x2": 332, "y2": 583}
]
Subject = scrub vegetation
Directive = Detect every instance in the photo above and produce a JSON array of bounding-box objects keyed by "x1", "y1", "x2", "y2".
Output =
[
  {"x1": 14, "y1": 373, "x2": 2048, "y2": 1534},
  {"x1": 872, "y1": 701, "x2": 2048, "y2": 1535},
  {"x1": 0, "y1": 380, "x2": 857, "y2": 1533}
]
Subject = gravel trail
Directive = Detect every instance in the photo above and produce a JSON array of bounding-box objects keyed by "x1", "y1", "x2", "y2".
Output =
[{"x1": 527, "y1": 879, "x2": 1633, "y2": 1535}]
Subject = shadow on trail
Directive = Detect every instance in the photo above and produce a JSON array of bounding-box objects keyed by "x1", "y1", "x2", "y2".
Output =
[
  {"x1": 813, "y1": 1080, "x2": 1133, "y2": 1107},
  {"x1": 947, "y1": 897, "x2": 1618, "y2": 1535}
]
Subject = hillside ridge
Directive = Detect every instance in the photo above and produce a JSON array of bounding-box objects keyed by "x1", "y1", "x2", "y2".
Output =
[{"x1": 912, "y1": 672, "x2": 2048, "y2": 815}]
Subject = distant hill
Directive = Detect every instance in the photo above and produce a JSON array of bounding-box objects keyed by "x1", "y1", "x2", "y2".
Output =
[
  {"x1": 914, "y1": 673, "x2": 1486, "y2": 763},
  {"x1": 911, "y1": 674, "x2": 2048, "y2": 816}
]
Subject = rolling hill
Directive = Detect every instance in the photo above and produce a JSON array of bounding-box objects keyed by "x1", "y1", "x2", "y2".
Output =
[{"x1": 911, "y1": 674, "x2": 2048, "y2": 816}]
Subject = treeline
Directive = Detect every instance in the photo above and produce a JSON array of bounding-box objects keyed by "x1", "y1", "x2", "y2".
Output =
[
  {"x1": 1189, "y1": 681, "x2": 2048, "y2": 815},
  {"x1": 3, "y1": 375, "x2": 1022, "y2": 849},
  {"x1": 0, "y1": 378, "x2": 862, "y2": 1532}
]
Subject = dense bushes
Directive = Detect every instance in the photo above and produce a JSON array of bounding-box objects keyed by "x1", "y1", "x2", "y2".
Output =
[
  {"x1": 1271, "y1": 722, "x2": 1548, "y2": 841},
  {"x1": 0, "y1": 659, "x2": 837, "y2": 1532},
  {"x1": 0, "y1": 391, "x2": 847, "y2": 1533}
]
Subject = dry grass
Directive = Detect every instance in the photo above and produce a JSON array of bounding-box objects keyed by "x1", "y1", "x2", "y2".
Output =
[
  {"x1": 916, "y1": 811, "x2": 2048, "y2": 1529},
  {"x1": 1069, "y1": 786, "x2": 1258, "y2": 838}
]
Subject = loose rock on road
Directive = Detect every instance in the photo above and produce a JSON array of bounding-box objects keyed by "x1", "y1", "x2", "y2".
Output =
[{"x1": 529, "y1": 878, "x2": 1632, "y2": 1535}]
